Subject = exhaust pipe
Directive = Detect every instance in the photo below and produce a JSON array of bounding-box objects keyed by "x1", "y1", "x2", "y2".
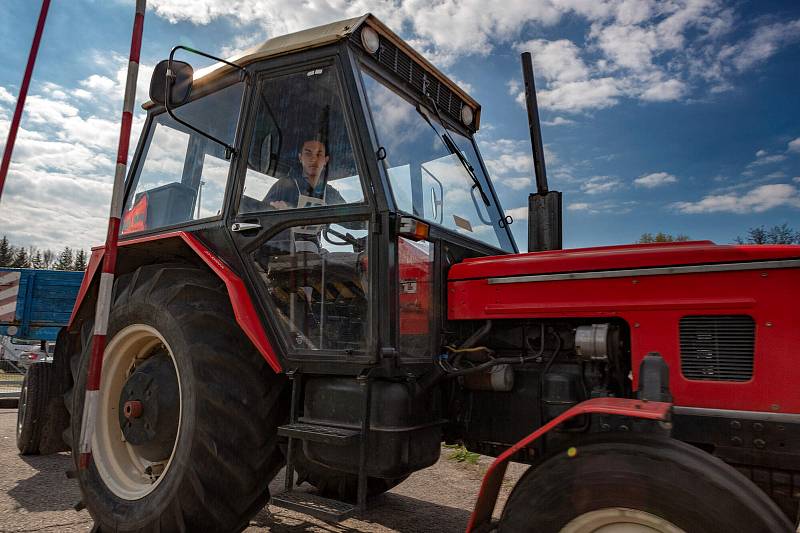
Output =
[{"x1": 521, "y1": 52, "x2": 562, "y2": 252}]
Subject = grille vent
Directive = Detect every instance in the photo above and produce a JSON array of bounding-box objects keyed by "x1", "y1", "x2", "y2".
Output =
[
  {"x1": 679, "y1": 315, "x2": 755, "y2": 382},
  {"x1": 352, "y1": 26, "x2": 470, "y2": 128}
]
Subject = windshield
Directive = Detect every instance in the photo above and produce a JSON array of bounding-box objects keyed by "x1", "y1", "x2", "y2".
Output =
[{"x1": 360, "y1": 69, "x2": 514, "y2": 252}]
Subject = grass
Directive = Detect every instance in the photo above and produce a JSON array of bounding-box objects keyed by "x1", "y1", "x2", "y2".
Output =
[{"x1": 443, "y1": 444, "x2": 480, "y2": 465}]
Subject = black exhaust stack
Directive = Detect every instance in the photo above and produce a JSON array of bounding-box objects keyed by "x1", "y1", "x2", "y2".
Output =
[{"x1": 521, "y1": 52, "x2": 562, "y2": 252}]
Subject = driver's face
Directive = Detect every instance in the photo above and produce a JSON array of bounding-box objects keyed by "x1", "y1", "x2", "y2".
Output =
[{"x1": 299, "y1": 140, "x2": 329, "y2": 186}]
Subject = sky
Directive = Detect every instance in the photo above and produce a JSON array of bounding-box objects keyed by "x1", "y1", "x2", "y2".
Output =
[{"x1": 0, "y1": 0, "x2": 799, "y2": 252}]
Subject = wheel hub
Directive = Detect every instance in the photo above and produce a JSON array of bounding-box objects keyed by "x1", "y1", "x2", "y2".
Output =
[{"x1": 118, "y1": 352, "x2": 179, "y2": 461}]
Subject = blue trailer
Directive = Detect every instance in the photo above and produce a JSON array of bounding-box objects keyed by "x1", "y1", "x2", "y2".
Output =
[{"x1": 0, "y1": 268, "x2": 83, "y2": 341}]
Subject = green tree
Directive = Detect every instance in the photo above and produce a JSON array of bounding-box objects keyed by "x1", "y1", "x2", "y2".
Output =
[
  {"x1": 31, "y1": 250, "x2": 44, "y2": 269},
  {"x1": 11, "y1": 247, "x2": 30, "y2": 268},
  {"x1": 42, "y1": 249, "x2": 54, "y2": 269},
  {"x1": 638, "y1": 232, "x2": 690, "y2": 243},
  {"x1": 0, "y1": 236, "x2": 13, "y2": 266},
  {"x1": 735, "y1": 224, "x2": 800, "y2": 244},
  {"x1": 73, "y1": 249, "x2": 88, "y2": 271},
  {"x1": 55, "y1": 246, "x2": 74, "y2": 270}
]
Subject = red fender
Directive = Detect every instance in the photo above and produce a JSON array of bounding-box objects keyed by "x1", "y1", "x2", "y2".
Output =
[
  {"x1": 465, "y1": 397, "x2": 672, "y2": 532},
  {"x1": 68, "y1": 231, "x2": 282, "y2": 373}
]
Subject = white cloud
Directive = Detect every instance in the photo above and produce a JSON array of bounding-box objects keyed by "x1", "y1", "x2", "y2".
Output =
[
  {"x1": 568, "y1": 202, "x2": 590, "y2": 211},
  {"x1": 581, "y1": 175, "x2": 621, "y2": 195},
  {"x1": 538, "y1": 77, "x2": 621, "y2": 112},
  {"x1": 788, "y1": 137, "x2": 800, "y2": 153},
  {"x1": 0, "y1": 56, "x2": 150, "y2": 251},
  {"x1": 542, "y1": 116, "x2": 574, "y2": 126},
  {"x1": 721, "y1": 19, "x2": 800, "y2": 72},
  {"x1": 634, "y1": 171, "x2": 678, "y2": 188},
  {"x1": 144, "y1": 1, "x2": 800, "y2": 114},
  {"x1": 794, "y1": 177, "x2": 800, "y2": 183},
  {"x1": 639, "y1": 79, "x2": 686, "y2": 102},
  {"x1": 0, "y1": 86, "x2": 16, "y2": 104},
  {"x1": 505, "y1": 206, "x2": 529, "y2": 222},
  {"x1": 503, "y1": 177, "x2": 532, "y2": 190},
  {"x1": 516, "y1": 39, "x2": 589, "y2": 83},
  {"x1": 672, "y1": 183, "x2": 800, "y2": 214},
  {"x1": 567, "y1": 199, "x2": 635, "y2": 214},
  {"x1": 748, "y1": 152, "x2": 788, "y2": 167}
]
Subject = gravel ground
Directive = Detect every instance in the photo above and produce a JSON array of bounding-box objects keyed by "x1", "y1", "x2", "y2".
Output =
[{"x1": 0, "y1": 409, "x2": 526, "y2": 532}]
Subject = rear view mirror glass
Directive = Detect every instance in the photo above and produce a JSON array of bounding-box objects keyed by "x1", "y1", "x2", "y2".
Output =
[{"x1": 149, "y1": 59, "x2": 193, "y2": 107}]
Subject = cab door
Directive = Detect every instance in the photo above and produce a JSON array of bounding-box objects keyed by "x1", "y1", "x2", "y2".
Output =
[{"x1": 228, "y1": 58, "x2": 379, "y2": 364}]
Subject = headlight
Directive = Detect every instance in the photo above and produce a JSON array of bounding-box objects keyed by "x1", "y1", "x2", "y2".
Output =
[
  {"x1": 361, "y1": 26, "x2": 380, "y2": 54},
  {"x1": 461, "y1": 105, "x2": 474, "y2": 126}
]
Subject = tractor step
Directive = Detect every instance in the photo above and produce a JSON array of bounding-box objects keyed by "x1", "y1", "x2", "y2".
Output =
[
  {"x1": 278, "y1": 422, "x2": 360, "y2": 445},
  {"x1": 270, "y1": 491, "x2": 356, "y2": 522}
]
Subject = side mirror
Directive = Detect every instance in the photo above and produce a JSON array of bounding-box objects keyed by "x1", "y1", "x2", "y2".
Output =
[{"x1": 149, "y1": 59, "x2": 193, "y2": 107}]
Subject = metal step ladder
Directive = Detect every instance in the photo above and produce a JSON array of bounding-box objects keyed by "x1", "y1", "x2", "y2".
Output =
[{"x1": 270, "y1": 370, "x2": 373, "y2": 523}]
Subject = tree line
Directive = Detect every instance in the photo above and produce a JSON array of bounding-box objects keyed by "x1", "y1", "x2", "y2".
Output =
[
  {"x1": 0, "y1": 235, "x2": 87, "y2": 271},
  {"x1": 639, "y1": 224, "x2": 800, "y2": 245}
]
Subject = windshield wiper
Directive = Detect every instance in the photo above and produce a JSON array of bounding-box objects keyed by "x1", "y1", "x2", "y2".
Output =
[{"x1": 416, "y1": 102, "x2": 491, "y2": 207}]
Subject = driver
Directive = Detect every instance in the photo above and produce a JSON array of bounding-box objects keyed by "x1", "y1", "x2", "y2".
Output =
[{"x1": 263, "y1": 136, "x2": 347, "y2": 210}]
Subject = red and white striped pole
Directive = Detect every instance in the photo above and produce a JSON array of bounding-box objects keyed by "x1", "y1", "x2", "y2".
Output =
[
  {"x1": 0, "y1": 0, "x2": 51, "y2": 204},
  {"x1": 78, "y1": 0, "x2": 146, "y2": 470}
]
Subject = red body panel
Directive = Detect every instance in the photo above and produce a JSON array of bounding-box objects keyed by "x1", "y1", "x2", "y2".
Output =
[
  {"x1": 68, "y1": 231, "x2": 281, "y2": 373},
  {"x1": 449, "y1": 241, "x2": 800, "y2": 280},
  {"x1": 68, "y1": 247, "x2": 105, "y2": 328},
  {"x1": 448, "y1": 242, "x2": 800, "y2": 414}
]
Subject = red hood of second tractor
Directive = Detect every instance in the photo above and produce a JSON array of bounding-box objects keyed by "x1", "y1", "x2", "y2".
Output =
[{"x1": 448, "y1": 240, "x2": 800, "y2": 281}]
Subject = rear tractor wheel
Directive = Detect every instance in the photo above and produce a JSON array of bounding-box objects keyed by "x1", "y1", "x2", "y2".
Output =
[
  {"x1": 68, "y1": 264, "x2": 288, "y2": 532},
  {"x1": 16, "y1": 361, "x2": 52, "y2": 454}
]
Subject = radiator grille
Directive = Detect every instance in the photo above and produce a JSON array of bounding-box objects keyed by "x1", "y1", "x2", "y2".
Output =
[
  {"x1": 679, "y1": 315, "x2": 755, "y2": 381},
  {"x1": 352, "y1": 26, "x2": 469, "y2": 128}
]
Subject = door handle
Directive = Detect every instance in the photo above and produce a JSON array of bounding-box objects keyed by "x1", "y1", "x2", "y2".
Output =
[{"x1": 231, "y1": 222, "x2": 262, "y2": 232}]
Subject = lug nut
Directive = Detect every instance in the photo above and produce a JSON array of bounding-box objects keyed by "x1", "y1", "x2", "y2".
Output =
[{"x1": 123, "y1": 400, "x2": 143, "y2": 419}]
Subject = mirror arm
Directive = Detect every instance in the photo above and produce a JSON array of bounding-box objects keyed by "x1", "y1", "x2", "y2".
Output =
[{"x1": 165, "y1": 46, "x2": 251, "y2": 159}]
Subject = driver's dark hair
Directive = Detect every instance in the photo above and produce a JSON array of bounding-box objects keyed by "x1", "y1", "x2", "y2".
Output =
[{"x1": 299, "y1": 134, "x2": 329, "y2": 155}]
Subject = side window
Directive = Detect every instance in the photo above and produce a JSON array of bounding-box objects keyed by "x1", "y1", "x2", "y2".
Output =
[
  {"x1": 121, "y1": 82, "x2": 243, "y2": 234},
  {"x1": 239, "y1": 66, "x2": 364, "y2": 214}
]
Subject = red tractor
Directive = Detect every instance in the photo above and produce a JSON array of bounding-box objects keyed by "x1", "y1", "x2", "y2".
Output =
[{"x1": 26, "y1": 13, "x2": 799, "y2": 533}]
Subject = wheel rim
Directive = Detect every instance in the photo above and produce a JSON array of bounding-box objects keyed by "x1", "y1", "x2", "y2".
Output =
[
  {"x1": 560, "y1": 508, "x2": 687, "y2": 533},
  {"x1": 92, "y1": 324, "x2": 182, "y2": 500}
]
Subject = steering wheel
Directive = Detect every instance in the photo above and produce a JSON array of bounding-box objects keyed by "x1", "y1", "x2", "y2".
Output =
[{"x1": 323, "y1": 226, "x2": 364, "y2": 252}]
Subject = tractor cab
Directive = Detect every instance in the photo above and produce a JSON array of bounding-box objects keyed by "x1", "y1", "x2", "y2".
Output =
[{"x1": 121, "y1": 14, "x2": 515, "y2": 370}]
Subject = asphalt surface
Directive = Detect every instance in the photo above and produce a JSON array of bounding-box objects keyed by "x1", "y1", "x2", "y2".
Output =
[{"x1": 0, "y1": 409, "x2": 526, "y2": 532}]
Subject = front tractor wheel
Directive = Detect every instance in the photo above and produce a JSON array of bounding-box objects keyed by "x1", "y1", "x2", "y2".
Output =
[
  {"x1": 498, "y1": 435, "x2": 793, "y2": 533},
  {"x1": 69, "y1": 265, "x2": 288, "y2": 532}
]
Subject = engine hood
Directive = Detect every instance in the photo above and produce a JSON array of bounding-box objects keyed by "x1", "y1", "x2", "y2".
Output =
[{"x1": 448, "y1": 241, "x2": 800, "y2": 281}]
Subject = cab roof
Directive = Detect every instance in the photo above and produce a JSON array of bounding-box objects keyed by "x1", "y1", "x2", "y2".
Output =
[{"x1": 143, "y1": 13, "x2": 481, "y2": 128}]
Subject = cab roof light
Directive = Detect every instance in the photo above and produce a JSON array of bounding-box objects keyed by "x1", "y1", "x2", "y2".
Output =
[
  {"x1": 361, "y1": 26, "x2": 380, "y2": 54},
  {"x1": 399, "y1": 217, "x2": 430, "y2": 241},
  {"x1": 461, "y1": 105, "x2": 474, "y2": 127}
]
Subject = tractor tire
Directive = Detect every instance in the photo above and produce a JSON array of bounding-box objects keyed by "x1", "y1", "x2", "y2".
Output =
[
  {"x1": 293, "y1": 452, "x2": 407, "y2": 502},
  {"x1": 67, "y1": 264, "x2": 288, "y2": 532},
  {"x1": 38, "y1": 328, "x2": 71, "y2": 454},
  {"x1": 498, "y1": 434, "x2": 793, "y2": 533},
  {"x1": 16, "y1": 362, "x2": 52, "y2": 454}
]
